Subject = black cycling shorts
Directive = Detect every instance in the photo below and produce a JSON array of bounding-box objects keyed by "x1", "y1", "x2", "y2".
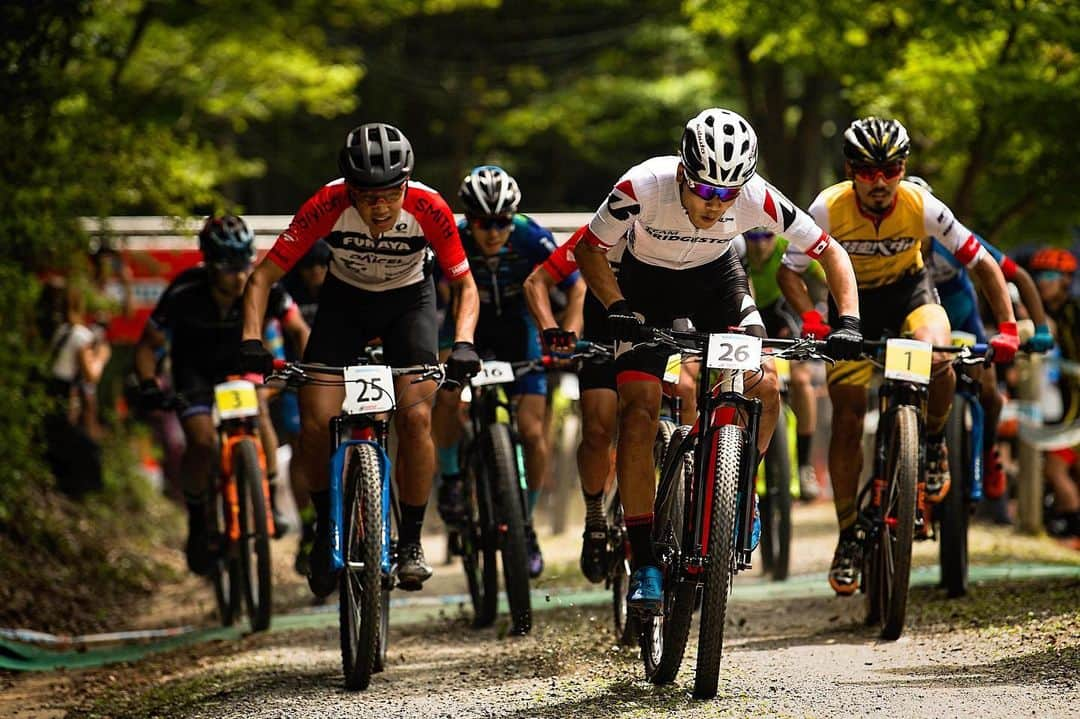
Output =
[
  {"x1": 305, "y1": 273, "x2": 438, "y2": 368},
  {"x1": 614, "y1": 248, "x2": 764, "y2": 384},
  {"x1": 827, "y1": 268, "x2": 939, "y2": 342}
]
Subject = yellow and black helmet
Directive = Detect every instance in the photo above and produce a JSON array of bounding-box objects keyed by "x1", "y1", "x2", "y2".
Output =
[{"x1": 843, "y1": 117, "x2": 911, "y2": 165}]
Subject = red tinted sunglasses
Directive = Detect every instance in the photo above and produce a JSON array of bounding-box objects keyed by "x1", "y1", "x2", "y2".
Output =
[
  {"x1": 469, "y1": 214, "x2": 514, "y2": 230},
  {"x1": 852, "y1": 162, "x2": 904, "y2": 182},
  {"x1": 685, "y1": 177, "x2": 741, "y2": 202}
]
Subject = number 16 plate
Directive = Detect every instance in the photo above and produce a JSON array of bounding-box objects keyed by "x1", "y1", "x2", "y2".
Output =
[{"x1": 706, "y1": 333, "x2": 762, "y2": 371}]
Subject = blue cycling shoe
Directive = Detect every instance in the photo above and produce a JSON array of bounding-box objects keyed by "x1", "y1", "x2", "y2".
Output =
[
  {"x1": 627, "y1": 565, "x2": 664, "y2": 616},
  {"x1": 735, "y1": 495, "x2": 761, "y2": 552}
]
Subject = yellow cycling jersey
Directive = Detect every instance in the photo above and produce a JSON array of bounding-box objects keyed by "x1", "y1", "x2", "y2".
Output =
[{"x1": 800, "y1": 180, "x2": 982, "y2": 289}]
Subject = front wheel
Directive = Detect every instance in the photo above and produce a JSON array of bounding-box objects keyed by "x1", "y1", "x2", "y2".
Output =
[
  {"x1": 487, "y1": 424, "x2": 531, "y2": 635},
  {"x1": 939, "y1": 398, "x2": 970, "y2": 598},
  {"x1": 462, "y1": 431, "x2": 499, "y2": 628},
  {"x1": 340, "y1": 444, "x2": 384, "y2": 691},
  {"x1": 234, "y1": 439, "x2": 272, "y2": 632},
  {"x1": 694, "y1": 424, "x2": 742, "y2": 699},
  {"x1": 865, "y1": 405, "x2": 918, "y2": 641}
]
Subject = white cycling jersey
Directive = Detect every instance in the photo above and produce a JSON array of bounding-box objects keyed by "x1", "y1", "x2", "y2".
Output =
[{"x1": 584, "y1": 156, "x2": 832, "y2": 269}]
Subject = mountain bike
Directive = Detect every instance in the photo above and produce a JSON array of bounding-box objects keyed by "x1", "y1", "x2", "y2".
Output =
[
  {"x1": 937, "y1": 332, "x2": 1006, "y2": 598},
  {"x1": 170, "y1": 379, "x2": 276, "y2": 633},
  {"x1": 632, "y1": 326, "x2": 830, "y2": 699},
  {"x1": 267, "y1": 358, "x2": 445, "y2": 691},
  {"x1": 757, "y1": 356, "x2": 797, "y2": 581},
  {"x1": 857, "y1": 338, "x2": 986, "y2": 639}
]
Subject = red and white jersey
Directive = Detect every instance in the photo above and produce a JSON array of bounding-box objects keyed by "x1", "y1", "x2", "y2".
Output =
[
  {"x1": 584, "y1": 155, "x2": 831, "y2": 270},
  {"x1": 540, "y1": 226, "x2": 627, "y2": 283},
  {"x1": 267, "y1": 179, "x2": 471, "y2": 291}
]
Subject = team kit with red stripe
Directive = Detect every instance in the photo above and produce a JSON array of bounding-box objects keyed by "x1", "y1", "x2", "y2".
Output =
[
  {"x1": 267, "y1": 179, "x2": 470, "y2": 367},
  {"x1": 582, "y1": 155, "x2": 833, "y2": 384}
]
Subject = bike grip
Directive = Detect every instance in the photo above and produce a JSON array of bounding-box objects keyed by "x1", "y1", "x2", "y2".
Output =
[
  {"x1": 972, "y1": 343, "x2": 989, "y2": 356},
  {"x1": 272, "y1": 359, "x2": 287, "y2": 371},
  {"x1": 575, "y1": 339, "x2": 592, "y2": 352}
]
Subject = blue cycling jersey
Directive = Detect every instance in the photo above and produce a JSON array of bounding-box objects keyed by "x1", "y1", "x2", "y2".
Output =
[
  {"x1": 458, "y1": 214, "x2": 579, "y2": 319},
  {"x1": 927, "y1": 233, "x2": 1006, "y2": 343}
]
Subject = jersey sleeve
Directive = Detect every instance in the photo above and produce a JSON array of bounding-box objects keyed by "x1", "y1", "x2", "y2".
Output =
[
  {"x1": 414, "y1": 190, "x2": 471, "y2": 281},
  {"x1": 752, "y1": 178, "x2": 832, "y2": 261},
  {"x1": 148, "y1": 279, "x2": 179, "y2": 331},
  {"x1": 540, "y1": 226, "x2": 586, "y2": 284},
  {"x1": 267, "y1": 181, "x2": 352, "y2": 272},
  {"x1": 976, "y1": 235, "x2": 1018, "y2": 280},
  {"x1": 922, "y1": 192, "x2": 984, "y2": 268},
  {"x1": 584, "y1": 165, "x2": 657, "y2": 250},
  {"x1": 780, "y1": 191, "x2": 832, "y2": 274}
]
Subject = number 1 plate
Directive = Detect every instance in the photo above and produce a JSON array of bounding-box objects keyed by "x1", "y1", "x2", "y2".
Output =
[
  {"x1": 214, "y1": 380, "x2": 259, "y2": 420},
  {"x1": 706, "y1": 333, "x2": 762, "y2": 371},
  {"x1": 884, "y1": 338, "x2": 932, "y2": 384},
  {"x1": 342, "y1": 365, "x2": 396, "y2": 414}
]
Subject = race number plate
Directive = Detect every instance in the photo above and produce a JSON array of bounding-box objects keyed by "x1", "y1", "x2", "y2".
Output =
[
  {"x1": 951, "y1": 331, "x2": 977, "y2": 348},
  {"x1": 470, "y1": 361, "x2": 515, "y2": 387},
  {"x1": 706, "y1": 333, "x2": 762, "y2": 371},
  {"x1": 342, "y1": 365, "x2": 396, "y2": 414},
  {"x1": 662, "y1": 353, "x2": 682, "y2": 384},
  {"x1": 214, "y1": 380, "x2": 259, "y2": 420},
  {"x1": 773, "y1": 356, "x2": 792, "y2": 382},
  {"x1": 884, "y1": 338, "x2": 933, "y2": 384}
]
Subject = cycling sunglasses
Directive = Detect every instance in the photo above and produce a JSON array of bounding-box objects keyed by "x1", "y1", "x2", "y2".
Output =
[
  {"x1": 351, "y1": 182, "x2": 407, "y2": 207},
  {"x1": 684, "y1": 176, "x2": 741, "y2": 202},
  {"x1": 851, "y1": 162, "x2": 905, "y2": 182},
  {"x1": 744, "y1": 230, "x2": 775, "y2": 242},
  {"x1": 469, "y1": 213, "x2": 514, "y2": 230}
]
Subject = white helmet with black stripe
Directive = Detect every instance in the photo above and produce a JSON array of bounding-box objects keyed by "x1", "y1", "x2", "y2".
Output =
[
  {"x1": 680, "y1": 108, "x2": 759, "y2": 188},
  {"x1": 459, "y1": 165, "x2": 522, "y2": 216}
]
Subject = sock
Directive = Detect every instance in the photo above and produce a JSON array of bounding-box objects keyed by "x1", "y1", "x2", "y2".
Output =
[
  {"x1": 399, "y1": 502, "x2": 426, "y2": 546},
  {"x1": 527, "y1": 489, "x2": 541, "y2": 517},
  {"x1": 437, "y1": 445, "x2": 460, "y2": 476},
  {"x1": 625, "y1": 512, "x2": 655, "y2": 570},
  {"x1": 583, "y1": 489, "x2": 605, "y2": 529},
  {"x1": 797, "y1": 434, "x2": 812, "y2": 467}
]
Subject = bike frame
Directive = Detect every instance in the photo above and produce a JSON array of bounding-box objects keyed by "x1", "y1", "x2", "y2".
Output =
[
  {"x1": 217, "y1": 418, "x2": 274, "y2": 543},
  {"x1": 465, "y1": 380, "x2": 529, "y2": 518},
  {"x1": 328, "y1": 414, "x2": 395, "y2": 574},
  {"x1": 953, "y1": 367, "x2": 985, "y2": 503}
]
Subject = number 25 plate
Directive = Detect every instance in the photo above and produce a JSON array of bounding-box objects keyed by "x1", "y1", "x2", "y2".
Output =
[
  {"x1": 706, "y1": 334, "x2": 762, "y2": 371},
  {"x1": 214, "y1": 380, "x2": 259, "y2": 420},
  {"x1": 884, "y1": 338, "x2": 932, "y2": 384},
  {"x1": 343, "y1": 365, "x2": 396, "y2": 414},
  {"x1": 470, "y1": 361, "x2": 515, "y2": 387}
]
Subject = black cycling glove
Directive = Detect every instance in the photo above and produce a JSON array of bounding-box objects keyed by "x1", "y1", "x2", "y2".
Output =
[
  {"x1": 237, "y1": 338, "x2": 274, "y2": 376},
  {"x1": 606, "y1": 300, "x2": 646, "y2": 343},
  {"x1": 446, "y1": 341, "x2": 481, "y2": 385},
  {"x1": 137, "y1": 378, "x2": 166, "y2": 412},
  {"x1": 825, "y1": 315, "x2": 863, "y2": 361},
  {"x1": 541, "y1": 327, "x2": 578, "y2": 354}
]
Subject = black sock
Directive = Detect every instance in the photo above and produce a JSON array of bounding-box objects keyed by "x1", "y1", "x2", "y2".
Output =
[
  {"x1": 625, "y1": 513, "x2": 655, "y2": 570},
  {"x1": 797, "y1": 433, "x2": 812, "y2": 467},
  {"x1": 583, "y1": 489, "x2": 605, "y2": 529},
  {"x1": 399, "y1": 502, "x2": 426, "y2": 546},
  {"x1": 310, "y1": 489, "x2": 330, "y2": 528}
]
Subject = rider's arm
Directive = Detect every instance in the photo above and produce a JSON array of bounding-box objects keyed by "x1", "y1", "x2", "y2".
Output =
[
  {"x1": 523, "y1": 265, "x2": 560, "y2": 331},
  {"x1": 561, "y1": 276, "x2": 586, "y2": 336},
  {"x1": 574, "y1": 241, "x2": 623, "y2": 308},
  {"x1": 449, "y1": 273, "x2": 479, "y2": 343},
  {"x1": 242, "y1": 261, "x2": 286, "y2": 342},
  {"x1": 1009, "y1": 262, "x2": 1049, "y2": 327},
  {"x1": 134, "y1": 322, "x2": 167, "y2": 382},
  {"x1": 816, "y1": 243, "x2": 860, "y2": 318},
  {"x1": 280, "y1": 302, "x2": 310, "y2": 358},
  {"x1": 777, "y1": 262, "x2": 815, "y2": 314},
  {"x1": 968, "y1": 254, "x2": 1016, "y2": 326}
]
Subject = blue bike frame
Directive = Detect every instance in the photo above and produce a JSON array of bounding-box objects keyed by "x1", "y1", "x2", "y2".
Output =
[{"x1": 328, "y1": 428, "x2": 394, "y2": 574}]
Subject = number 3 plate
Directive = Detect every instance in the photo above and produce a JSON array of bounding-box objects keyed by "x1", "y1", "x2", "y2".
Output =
[
  {"x1": 884, "y1": 338, "x2": 932, "y2": 384},
  {"x1": 214, "y1": 380, "x2": 259, "y2": 420},
  {"x1": 343, "y1": 365, "x2": 396, "y2": 414},
  {"x1": 706, "y1": 333, "x2": 762, "y2": 371}
]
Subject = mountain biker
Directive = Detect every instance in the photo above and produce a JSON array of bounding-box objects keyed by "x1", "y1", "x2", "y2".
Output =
[
  {"x1": 431, "y1": 165, "x2": 583, "y2": 578},
  {"x1": 778, "y1": 117, "x2": 1019, "y2": 596},
  {"x1": 134, "y1": 214, "x2": 310, "y2": 575},
  {"x1": 733, "y1": 228, "x2": 825, "y2": 501},
  {"x1": 238, "y1": 123, "x2": 481, "y2": 596},
  {"x1": 909, "y1": 175, "x2": 1053, "y2": 504},
  {"x1": 574, "y1": 108, "x2": 862, "y2": 614}
]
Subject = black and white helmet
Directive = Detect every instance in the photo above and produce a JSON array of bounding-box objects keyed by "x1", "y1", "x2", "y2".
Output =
[
  {"x1": 459, "y1": 165, "x2": 521, "y2": 216},
  {"x1": 843, "y1": 117, "x2": 911, "y2": 165},
  {"x1": 338, "y1": 122, "x2": 414, "y2": 189},
  {"x1": 680, "y1": 108, "x2": 758, "y2": 188}
]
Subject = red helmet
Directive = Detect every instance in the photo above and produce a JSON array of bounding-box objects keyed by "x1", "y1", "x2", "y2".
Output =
[{"x1": 1030, "y1": 248, "x2": 1078, "y2": 273}]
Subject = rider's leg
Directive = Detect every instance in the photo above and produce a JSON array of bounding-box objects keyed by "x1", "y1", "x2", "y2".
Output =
[
  {"x1": 675, "y1": 360, "x2": 698, "y2": 422},
  {"x1": 256, "y1": 387, "x2": 290, "y2": 537},
  {"x1": 1045, "y1": 450, "x2": 1080, "y2": 536},
  {"x1": 516, "y1": 392, "x2": 549, "y2": 511},
  {"x1": 431, "y1": 385, "x2": 467, "y2": 522},
  {"x1": 789, "y1": 360, "x2": 821, "y2": 499},
  {"x1": 578, "y1": 386, "x2": 617, "y2": 582},
  {"x1": 297, "y1": 379, "x2": 345, "y2": 596},
  {"x1": 978, "y1": 364, "x2": 1009, "y2": 503},
  {"x1": 826, "y1": 372, "x2": 869, "y2": 595},
  {"x1": 909, "y1": 304, "x2": 956, "y2": 503},
  {"x1": 179, "y1": 410, "x2": 218, "y2": 575},
  {"x1": 746, "y1": 361, "x2": 781, "y2": 459},
  {"x1": 616, "y1": 378, "x2": 662, "y2": 570}
]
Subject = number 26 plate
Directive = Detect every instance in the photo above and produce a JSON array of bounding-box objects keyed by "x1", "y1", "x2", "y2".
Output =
[
  {"x1": 884, "y1": 338, "x2": 932, "y2": 384},
  {"x1": 706, "y1": 334, "x2": 762, "y2": 371},
  {"x1": 342, "y1": 365, "x2": 396, "y2": 414}
]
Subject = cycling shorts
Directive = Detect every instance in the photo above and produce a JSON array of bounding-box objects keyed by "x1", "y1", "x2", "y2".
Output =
[
  {"x1": 614, "y1": 249, "x2": 764, "y2": 385},
  {"x1": 938, "y1": 280, "x2": 988, "y2": 344},
  {"x1": 171, "y1": 366, "x2": 217, "y2": 418},
  {"x1": 305, "y1": 274, "x2": 438, "y2": 368},
  {"x1": 826, "y1": 269, "x2": 950, "y2": 388},
  {"x1": 475, "y1": 311, "x2": 546, "y2": 396}
]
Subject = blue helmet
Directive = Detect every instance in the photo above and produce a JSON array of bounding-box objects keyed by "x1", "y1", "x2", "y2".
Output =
[{"x1": 199, "y1": 214, "x2": 254, "y2": 267}]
